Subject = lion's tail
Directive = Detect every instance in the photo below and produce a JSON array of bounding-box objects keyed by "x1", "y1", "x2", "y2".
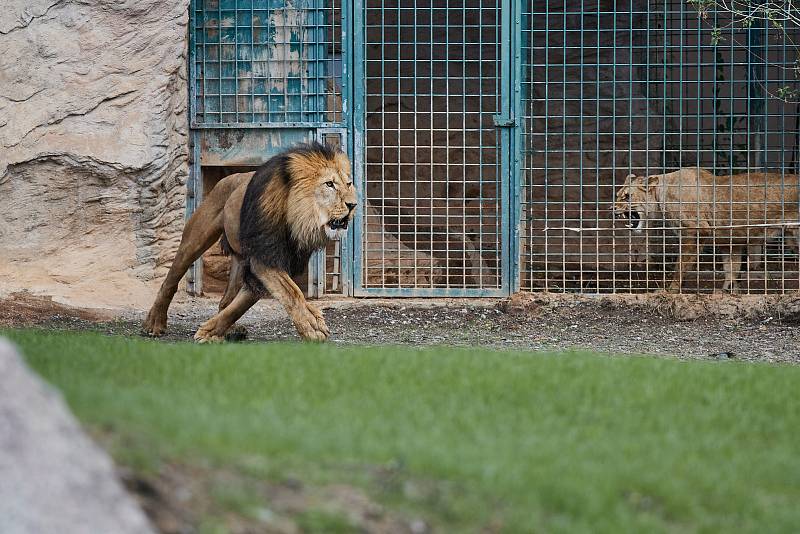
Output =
[
  {"x1": 242, "y1": 264, "x2": 267, "y2": 297},
  {"x1": 219, "y1": 233, "x2": 233, "y2": 257}
]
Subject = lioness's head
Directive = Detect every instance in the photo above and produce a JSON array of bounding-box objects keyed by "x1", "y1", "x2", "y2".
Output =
[
  {"x1": 285, "y1": 142, "x2": 357, "y2": 243},
  {"x1": 613, "y1": 173, "x2": 653, "y2": 233}
]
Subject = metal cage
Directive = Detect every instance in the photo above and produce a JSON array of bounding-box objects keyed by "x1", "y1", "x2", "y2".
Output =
[
  {"x1": 521, "y1": 1, "x2": 800, "y2": 295},
  {"x1": 189, "y1": 0, "x2": 800, "y2": 297}
]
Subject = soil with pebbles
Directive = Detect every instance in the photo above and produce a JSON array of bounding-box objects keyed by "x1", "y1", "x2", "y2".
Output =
[{"x1": 2, "y1": 291, "x2": 799, "y2": 364}]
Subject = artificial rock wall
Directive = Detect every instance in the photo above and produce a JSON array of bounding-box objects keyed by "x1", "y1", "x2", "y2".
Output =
[{"x1": 0, "y1": 0, "x2": 189, "y2": 307}]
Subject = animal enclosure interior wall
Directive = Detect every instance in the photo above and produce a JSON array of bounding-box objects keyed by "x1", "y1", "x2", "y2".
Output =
[{"x1": 189, "y1": 0, "x2": 800, "y2": 296}]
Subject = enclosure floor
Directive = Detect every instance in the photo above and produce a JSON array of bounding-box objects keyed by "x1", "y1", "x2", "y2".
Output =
[{"x1": 1, "y1": 291, "x2": 798, "y2": 364}]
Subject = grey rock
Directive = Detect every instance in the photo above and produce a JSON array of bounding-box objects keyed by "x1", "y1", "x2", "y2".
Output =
[{"x1": 0, "y1": 338, "x2": 154, "y2": 534}]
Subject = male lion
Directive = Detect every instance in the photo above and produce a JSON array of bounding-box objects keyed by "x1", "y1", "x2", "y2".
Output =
[
  {"x1": 613, "y1": 168, "x2": 800, "y2": 292},
  {"x1": 142, "y1": 142, "x2": 356, "y2": 342}
]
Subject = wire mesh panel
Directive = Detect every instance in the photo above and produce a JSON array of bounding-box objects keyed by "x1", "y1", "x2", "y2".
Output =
[
  {"x1": 357, "y1": 0, "x2": 505, "y2": 295},
  {"x1": 521, "y1": 1, "x2": 800, "y2": 294},
  {"x1": 192, "y1": 0, "x2": 343, "y2": 126}
]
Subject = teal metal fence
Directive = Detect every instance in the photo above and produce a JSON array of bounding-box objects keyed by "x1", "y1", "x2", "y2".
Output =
[
  {"x1": 192, "y1": 0, "x2": 343, "y2": 126},
  {"x1": 189, "y1": 0, "x2": 800, "y2": 297},
  {"x1": 521, "y1": 1, "x2": 800, "y2": 294}
]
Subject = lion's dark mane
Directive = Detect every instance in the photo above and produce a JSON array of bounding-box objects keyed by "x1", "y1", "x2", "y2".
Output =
[{"x1": 236, "y1": 142, "x2": 337, "y2": 296}]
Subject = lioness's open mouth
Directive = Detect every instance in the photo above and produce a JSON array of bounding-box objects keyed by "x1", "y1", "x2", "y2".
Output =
[
  {"x1": 627, "y1": 211, "x2": 641, "y2": 229},
  {"x1": 327, "y1": 217, "x2": 349, "y2": 230},
  {"x1": 614, "y1": 210, "x2": 641, "y2": 230}
]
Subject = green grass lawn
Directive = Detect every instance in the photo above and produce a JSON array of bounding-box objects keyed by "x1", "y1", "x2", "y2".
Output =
[{"x1": 4, "y1": 329, "x2": 800, "y2": 533}]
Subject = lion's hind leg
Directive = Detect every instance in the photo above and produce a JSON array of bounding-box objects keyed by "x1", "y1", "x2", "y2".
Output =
[
  {"x1": 142, "y1": 205, "x2": 225, "y2": 337},
  {"x1": 194, "y1": 286, "x2": 259, "y2": 343},
  {"x1": 217, "y1": 256, "x2": 248, "y2": 340},
  {"x1": 219, "y1": 254, "x2": 243, "y2": 311}
]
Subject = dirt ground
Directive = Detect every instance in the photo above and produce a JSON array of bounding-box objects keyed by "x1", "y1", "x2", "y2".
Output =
[
  {"x1": 2, "y1": 290, "x2": 800, "y2": 364},
  {"x1": 117, "y1": 461, "x2": 427, "y2": 534}
]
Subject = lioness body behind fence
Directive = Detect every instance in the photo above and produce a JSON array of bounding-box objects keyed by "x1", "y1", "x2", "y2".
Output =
[{"x1": 614, "y1": 168, "x2": 800, "y2": 292}]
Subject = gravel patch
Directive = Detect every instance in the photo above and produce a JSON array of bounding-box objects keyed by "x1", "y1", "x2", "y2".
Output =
[{"x1": 3, "y1": 291, "x2": 798, "y2": 364}]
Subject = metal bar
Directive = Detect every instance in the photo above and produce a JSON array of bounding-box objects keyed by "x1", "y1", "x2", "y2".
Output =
[
  {"x1": 402, "y1": 0, "x2": 408, "y2": 290},
  {"x1": 560, "y1": 4, "x2": 566, "y2": 291},
  {"x1": 234, "y1": 0, "x2": 239, "y2": 124},
  {"x1": 350, "y1": 0, "x2": 366, "y2": 295},
  {"x1": 187, "y1": 3, "x2": 203, "y2": 296},
  {"x1": 497, "y1": 0, "x2": 513, "y2": 295},
  {"x1": 460, "y1": 0, "x2": 467, "y2": 289},
  {"x1": 356, "y1": 287, "x2": 508, "y2": 298},
  {"x1": 510, "y1": 0, "x2": 522, "y2": 293},
  {"x1": 187, "y1": 129, "x2": 204, "y2": 296},
  {"x1": 339, "y1": 0, "x2": 355, "y2": 296},
  {"x1": 189, "y1": 0, "x2": 199, "y2": 127},
  {"x1": 428, "y1": 0, "x2": 434, "y2": 290},
  {"x1": 748, "y1": 3, "x2": 766, "y2": 170},
  {"x1": 191, "y1": 121, "x2": 345, "y2": 129},
  {"x1": 218, "y1": 0, "x2": 223, "y2": 124},
  {"x1": 597, "y1": 0, "x2": 603, "y2": 292},
  {"x1": 307, "y1": 246, "x2": 325, "y2": 298}
]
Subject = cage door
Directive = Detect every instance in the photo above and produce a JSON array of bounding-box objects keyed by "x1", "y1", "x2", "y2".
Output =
[{"x1": 351, "y1": 0, "x2": 516, "y2": 296}]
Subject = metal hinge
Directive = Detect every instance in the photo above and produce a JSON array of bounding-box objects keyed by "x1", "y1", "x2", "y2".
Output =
[{"x1": 493, "y1": 115, "x2": 516, "y2": 128}]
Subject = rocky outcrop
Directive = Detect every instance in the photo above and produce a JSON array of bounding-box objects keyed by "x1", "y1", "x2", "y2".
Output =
[
  {"x1": 0, "y1": 338, "x2": 154, "y2": 534},
  {"x1": 0, "y1": 0, "x2": 189, "y2": 307}
]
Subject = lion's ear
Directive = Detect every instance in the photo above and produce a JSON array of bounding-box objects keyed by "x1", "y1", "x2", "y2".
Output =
[
  {"x1": 624, "y1": 173, "x2": 637, "y2": 182},
  {"x1": 626, "y1": 174, "x2": 647, "y2": 193}
]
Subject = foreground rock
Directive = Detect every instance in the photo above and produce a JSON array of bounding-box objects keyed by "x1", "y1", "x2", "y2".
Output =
[{"x1": 0, "y1": 338, "x2": 154, "y2": 534}]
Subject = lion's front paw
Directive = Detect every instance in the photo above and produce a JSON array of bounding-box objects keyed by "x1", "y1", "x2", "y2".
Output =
[
  {"x1": 194, "y1": 330, "x2": 225, "y2": 344},
  {"x1": 294, "y1": 307, "x2": 330, "y2": 342},
  {"x1": 305, "y1": 303, "x2": 330, "y2": 339},
  {"x1": 142, "y1": 309, "x2": 167, "y2": 337},
  {"x1": 194, "y1": 318, "x2": 226, "y2": 343}
]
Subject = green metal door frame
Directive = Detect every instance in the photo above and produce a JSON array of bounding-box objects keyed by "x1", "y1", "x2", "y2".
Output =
[
  {"x1": 187, "y1": 0, "x2": 354, "y2": 296},
  {"x1": 348, "y1": 0, "x2": 523, "y2": 297}
]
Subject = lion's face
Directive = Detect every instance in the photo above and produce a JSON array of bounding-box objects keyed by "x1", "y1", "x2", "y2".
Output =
[
  {"x1": 613, "y1": 174, "x2": 650, "y2": 233},
  {"x1": 286, "y1": 149, "x2": 357, "y2": 244},
  {"x1": 314, "y1": 160, "x2": 357, "y2": 240}
]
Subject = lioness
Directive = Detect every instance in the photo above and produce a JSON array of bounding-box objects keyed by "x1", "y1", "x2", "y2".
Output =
[
  {"x1": 142, "y1": 142, "x2": 356, "y2": 342},
  {"x1": 613, "y1": 168, "x2": 800, "y2": 292}
]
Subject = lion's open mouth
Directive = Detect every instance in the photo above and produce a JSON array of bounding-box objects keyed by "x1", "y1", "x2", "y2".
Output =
[
  {"x1": 614, "y1": 210, "x2": 641, "y2": 230},
  {"x1": 327, "y1": 217, "x2": 349, "y2": 230}
]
